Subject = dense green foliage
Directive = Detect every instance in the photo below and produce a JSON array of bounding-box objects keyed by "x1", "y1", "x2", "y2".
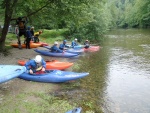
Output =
[
  {"x1": 0, "y1": 0, "x2": 150, "y2": 52},
  {"x1": 106, "y1": 0, "x2": 150, "y2": 28}
]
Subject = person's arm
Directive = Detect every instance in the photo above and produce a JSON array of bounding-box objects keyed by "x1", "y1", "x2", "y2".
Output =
[
  {"x1": 59, "y1": 44, "x2": 64, "y2": 50},
  {"x1": 41, "y1": 59, "x2": 46, "y2": 68},
  {"x1": 25, "y1": 60, "x2": 32, "y2": 70},
  {"x1": 71, "y1": 41, "x2": 74, "y2": 47}
]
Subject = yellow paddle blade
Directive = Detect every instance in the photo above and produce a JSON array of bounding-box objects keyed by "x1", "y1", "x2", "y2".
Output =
[{"x1": 36, "y1": 66, "x2": 42, "y2": 71}]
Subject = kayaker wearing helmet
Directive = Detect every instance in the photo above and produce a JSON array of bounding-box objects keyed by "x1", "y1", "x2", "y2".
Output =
[
  {"x1": 71, "y1": 38, "x2": 78, "y2": 48},
  {"x1": 51, "y1": 41, "x2": 63, "y2": 53},
  {"x1": 25, "y1": 55, "x2": 46, "y2": 74},
  {"x1": 59, "y1": 40, "x2": 70, "y2": 50},
  {"x1": 84, "y1": 40, "x2": 90, "y2": 48}
]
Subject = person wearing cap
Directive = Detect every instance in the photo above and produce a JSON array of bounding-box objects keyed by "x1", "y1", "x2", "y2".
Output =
[
  {"x1": 25, "y1": 55, "x2": 46, "y2": 74},
  {"x1": 59, "y1": 40, "x2": 70, "y2": 50},
  {"x1": 51, "y1": 41, "x2": 63, "y2": 53},
  {"x1": 71, "y1": 38, "x2": 78, "y2": 48},
  {"x1": 25, "y1": 26, "x2": 32, "y2": 49},
  {"x1": 84, "y1": 40, "x2": 90, "y2": 48}
]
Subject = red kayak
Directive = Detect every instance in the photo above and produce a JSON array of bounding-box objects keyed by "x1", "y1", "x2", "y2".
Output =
[
  {"x1": 18, "y1": 60, "x2": 73, "y2": 70},
  {"x1": 84, "y1": 46, "x2": 100, "y2": 52}
]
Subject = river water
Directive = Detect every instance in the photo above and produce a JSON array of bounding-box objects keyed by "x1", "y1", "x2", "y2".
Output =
[{"x1": 65, "y1": 29, "x2": 150, "y2": 113}]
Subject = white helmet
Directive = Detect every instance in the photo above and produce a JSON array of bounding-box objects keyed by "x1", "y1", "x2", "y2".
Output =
[
  {"x1": 34, "y1": 55, "x2": 42, "y2": 63},
  {"x1": 54, "y1": 41, "x2": 58, "y2": 45},
  {"x1": 75, "y1": 38, "x2": 77, "y2": 41}
]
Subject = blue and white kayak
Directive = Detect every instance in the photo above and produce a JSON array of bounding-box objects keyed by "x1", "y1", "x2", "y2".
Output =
[
  {"x1": 19, "y1": 70, "x2": 89, "y2": 83},
  {"x1": 34, "y1": 49, "x2": 79, "y2": 58},
  {"x1": 43, "y1": 46, "x2": 84, "y2": 54},
  {"x1": 66, "y1": 107, "x2": 82, "y2": 113},
  {"x1": 66, "y1": 45, "x2": 85, "y2": 49},
  {"x1": 0, "y1": 65, "x2": 26, "y2": 83}
]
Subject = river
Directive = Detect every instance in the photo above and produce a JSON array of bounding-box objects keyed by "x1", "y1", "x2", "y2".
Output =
[{"x1": 64, "y1": 29, "x2": 150, "y2": 113}]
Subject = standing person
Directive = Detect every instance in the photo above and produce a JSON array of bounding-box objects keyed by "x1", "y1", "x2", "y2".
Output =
[
  {"x1": 71, "y1": 38, "x2": 78, "y2": 48},
  {"x1": 51, "y1": 42, "x2": 63, "y2": 53},
  {"x1": 16, "y1": 17, "x2": 28, "y2": 49},
  {"x1": 26, "y1": 26, "x2": 32, "y2": 49},
  {"x1": 30, "y1": 26, "x2": 34, "y2": 41},
  {"x1": 84, "y1": 40, "x2": 90, "y2": 48},
  {"x1": 25, "y1": 55, "x2": 46, "y2": 74},
  {"x1": 59, "y1": 40, "x2": 69, "y2": 50}
]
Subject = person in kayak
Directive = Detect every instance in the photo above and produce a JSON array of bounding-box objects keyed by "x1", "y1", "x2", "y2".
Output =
[
  {"x1": 25, "y1": 55, "x2": 46, "y2": 74},
  {"x1": 59, "y1": 40, "x2": 70, "y2": 50},
  {"x1": 71, "y1": 38, "x2": 78, "y2": 48},
  {"x1": 84, "y1": 40, "x2": 90, "y2": 48},
  {"x1": 51, "y1": 42, "x2": 63, "y2": 53}
]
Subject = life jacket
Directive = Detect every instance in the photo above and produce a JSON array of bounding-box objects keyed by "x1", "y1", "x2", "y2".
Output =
[
  {"x1": 34, "y1": 32, "x2": 39, "y2": 36},
  {"x1": 18, "y1": 21, "x2": 25, "y2": 29}
]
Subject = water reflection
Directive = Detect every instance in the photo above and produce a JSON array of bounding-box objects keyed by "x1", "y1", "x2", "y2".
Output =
[
  {"x1": 54, "y1": 29, "x2": 150, "y2": 113},
  {"x1": 105, "y1": 29, "x2": 150, "y2": 113}
]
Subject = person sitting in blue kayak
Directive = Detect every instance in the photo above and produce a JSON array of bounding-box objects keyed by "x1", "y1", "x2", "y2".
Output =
[
  {"x1": 84, "y1": 40, "x2": 90, "y2": 48},
  {"x1": 51, "y1": 42, "x2": 63, "y2": 53},
  {"x1": 25, "y1": 55, "x2": 46, "y2": 74},
  {"x1": 59, "y1": 40, "x2": 70, "y2": 50},
  {"x1": 71, "y1": 38, "x2": 78, "y2": 48}
]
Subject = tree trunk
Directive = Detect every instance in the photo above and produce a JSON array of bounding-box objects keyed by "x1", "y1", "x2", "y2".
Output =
[{"x1": 0, "y1": 0, "x2": 18, "y2": 52}]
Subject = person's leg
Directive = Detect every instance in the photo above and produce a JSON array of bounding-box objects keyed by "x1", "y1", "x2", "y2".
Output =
[
  {"x1": 18, "y1": 32, "x2": 22, "y2": 49},
  {"x1": 26, "y1": 38, "x2": 29, "y2": 49},
  {"x1": 34, "y1": 36, "x2": 37, "y2": 43},
  {"x1": 28, "y1": 38, "x2": 31, "y2": 49}
]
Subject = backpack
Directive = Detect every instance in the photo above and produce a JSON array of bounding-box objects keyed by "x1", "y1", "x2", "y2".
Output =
[{"x1": 18, "y1": 21, "x2": 25, "y2": 29}]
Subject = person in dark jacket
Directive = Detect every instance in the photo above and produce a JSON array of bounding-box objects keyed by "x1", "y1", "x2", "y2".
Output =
[
  {"x1": 51, "y1": 42, "x2": 63, "y2": 53},
  {"x1": 30, "y1": 26, "x2": 34, "y2": 41},
  {"x1": 16, "y1": 17, "x2": 28, "y2": 49},
  {"x1": 59, "y1": 40, "x2": 69, "y2": 50},
  {"x1": 84, "y1": 40, "x2": 90, "y2": 48},
  {"x1": 26, "y1": 26, "x2": 32, "y2": 49},
  {"x1": 25, "y1": 55, "x2": 46, "y2": 74}
]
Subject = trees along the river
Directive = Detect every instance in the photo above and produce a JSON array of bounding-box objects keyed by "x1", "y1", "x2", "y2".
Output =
[
  {"x1": 106, "y1": 0, "x2": 150, "y2": 28},
  {"x1": 0, "y1": 0, "x2": 108, "y2": 52}
]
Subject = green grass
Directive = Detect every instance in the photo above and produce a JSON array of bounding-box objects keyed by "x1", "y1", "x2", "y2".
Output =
[
  {"x1": 40, "y1": 29, "x2": 69, "y2": 44},
  {"x1": 0, "y1": 91, "x2": 76, "y2": 113}
]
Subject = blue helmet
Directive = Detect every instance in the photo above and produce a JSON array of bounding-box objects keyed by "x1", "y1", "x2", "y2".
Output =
[
  {"x1": 63, "y1": 40, "x2": 67, "y2": 43},
  {"x1": 27, "y1": 26, "x2": 30, "y2": 30}
]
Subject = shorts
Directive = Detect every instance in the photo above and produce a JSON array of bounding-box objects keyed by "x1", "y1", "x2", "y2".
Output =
[{"x1": 19, "y1": 29, "x2": 26, "y2": 37}]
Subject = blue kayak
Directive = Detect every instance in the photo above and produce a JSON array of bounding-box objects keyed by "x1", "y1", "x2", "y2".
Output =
[
  {"x1": 66, "y1": 45, "x2": 85, "y2": 49},
  {"x1": 19, "y1": 70, "x2": 89, "y2": 83},
  {"x1": 0, "y1": 65, "x2": 26, "y2": 83},
  {"x1": 43, "y1": 46, "x2": 84, "y2": 54},
  {"x1": 66, "y1": 107, "x2": 82, "y2": 113},
  {"x1": 34, "y1": 49, "x2": 79, "y2": 58}
]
